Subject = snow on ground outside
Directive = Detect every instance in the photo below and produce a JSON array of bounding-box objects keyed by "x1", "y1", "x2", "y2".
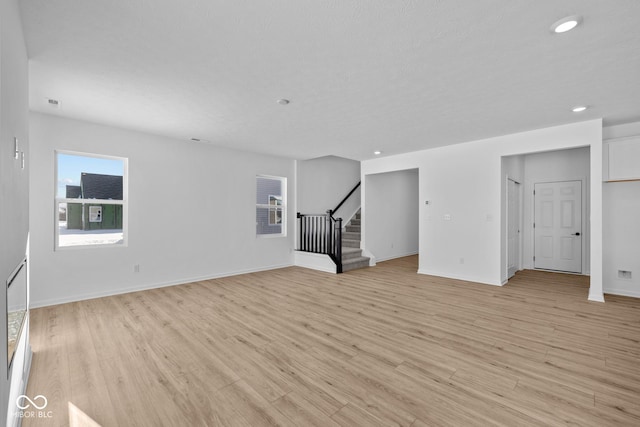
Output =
[{"x1": 59, "y1": 221, "x2": 123, "y2": 246}]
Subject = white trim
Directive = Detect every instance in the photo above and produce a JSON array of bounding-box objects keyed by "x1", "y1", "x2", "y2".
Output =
[
  {"x1": 255, "y1": 233, "x2": 288, "y2": 239},
  {"x1": 55, "y1": 149, "x2": 128, "y2": 162},
  {"x1": 417, "y1": 269, "x2": 504, "y2": 286},
  {"x1": 29, "y1": 263, "x2": 293, "y2": 308},
  {"x1": 588, "y1": 292, "x2": 606, "y2": 302},
  {"x1": 604, "y1": 288, "x2": 640, "y2": 299},
  {"x1": 334, "y1": 186, "x2": 361, "y2": 228},
  {"x1": 360, "y1": 246, "x2": 377, "y2": 266},
  {"x1": 374, "y1": 251, "x2": 418, "y2": 263},
  {"x1": 530, "y1": 268, "x2": 587, "y2": 276},
  {"x1": 341, "y1": 209, "x2": 360, "y2": 231},
  {"x1": 505, "y1": 176, "x2": 522, "y2": 280},
  {"x1": 293, "y1": 251, "x2": 337, "y2": 274},
  {"x1": 589, "y1": 135, "x2": 604, "y2": 302},
  {"x1": 54, "y1": 241, "x2": 127, "y2": 251},
  {"x1": 57, "y1": 198, "x2": 125, "y2": 205},
  {"x1": 6, "y1": 258, "x2": 26, "y2": 285}
]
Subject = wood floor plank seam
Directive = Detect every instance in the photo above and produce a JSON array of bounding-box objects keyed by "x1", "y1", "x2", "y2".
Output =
[{"x1": 24, "y1": 256, "x2": 640, "y2": 426}]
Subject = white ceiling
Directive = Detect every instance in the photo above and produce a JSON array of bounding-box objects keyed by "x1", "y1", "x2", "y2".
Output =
[{"x1": 20, "y1": 0, "x2": 640, "y2": 160}]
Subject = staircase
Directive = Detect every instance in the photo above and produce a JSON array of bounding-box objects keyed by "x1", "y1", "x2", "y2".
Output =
[
  {"x1": 341, "y1": 211, "x2": 370, "y2": 272},
  {"x1": 296, "y1": 181, "x2": 370, "y2": 274}
]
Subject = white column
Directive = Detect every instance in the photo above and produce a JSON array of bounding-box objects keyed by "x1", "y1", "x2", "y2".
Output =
[{"x1": 588, "y1": 136, "x2": 604, "y2": 302}]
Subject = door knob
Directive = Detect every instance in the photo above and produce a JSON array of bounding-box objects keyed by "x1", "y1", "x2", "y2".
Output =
[{"x1": 573, "y1": 232, "x2": 581, "y2": 236}]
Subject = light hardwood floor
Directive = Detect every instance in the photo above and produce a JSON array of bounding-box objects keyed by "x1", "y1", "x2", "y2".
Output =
[{"x1": 25, "y1": 256, "x2": 640, "y2": 426}]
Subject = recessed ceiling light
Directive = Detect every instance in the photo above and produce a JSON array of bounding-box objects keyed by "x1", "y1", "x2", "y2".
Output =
[
  {"x1": 374, "y1": 151, "x2": 381, "y2": 155},
  {"x1": 276, "y1": 99, "x2": 290, "y2": 105},
  {"x1": 572, "y1": 106, "x2": 588, "y2": 112},
  {"x1": 551, "y1": 15, "x2": 582, "y2": 33}
]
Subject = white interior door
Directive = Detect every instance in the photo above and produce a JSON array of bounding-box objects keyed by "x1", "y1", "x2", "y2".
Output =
[
  {"x1": 534, "y1": 181, "x2": 582, "y2": 273},
  {"x1": 507, "y1": 179, "x2": 520, "y2": 278}
]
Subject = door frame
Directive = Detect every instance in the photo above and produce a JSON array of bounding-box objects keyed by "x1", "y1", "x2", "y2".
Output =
[
  {"x1": 531, "y1": 177, "x2": 588, "y2": 275},
  {"x1": 506, "y1": 177, "x2": 522, "y2": 279}
]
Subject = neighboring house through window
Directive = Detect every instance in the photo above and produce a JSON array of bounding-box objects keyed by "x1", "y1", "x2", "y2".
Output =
[
  {"x1": 256, "y1": 175, "x2": 286, "y2": 236},
  {"x1": 56, "y1": 152, "x2": 127, "y2": 248}
]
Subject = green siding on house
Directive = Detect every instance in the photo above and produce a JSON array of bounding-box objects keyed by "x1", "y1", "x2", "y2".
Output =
[
  {"x1": 67, "y1": 203, "x2": 83, "y2": 229},
  {"x1": 66, "y1": 203, "x2": 123, "y2": 231},
  {"x1": 64, "y1": 173, "x2": 123, "y2": 231},
  {"x1": 83, "y1": 204, "x2": 123, "y2": 230}
]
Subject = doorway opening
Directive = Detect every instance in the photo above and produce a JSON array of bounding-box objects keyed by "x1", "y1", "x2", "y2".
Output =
[
  {"x1": 502, "y1": 146, "x2": 590, "y2": 283},
  {"x1": 363, "y1": 168, "x2": 419, "y2": 270}
]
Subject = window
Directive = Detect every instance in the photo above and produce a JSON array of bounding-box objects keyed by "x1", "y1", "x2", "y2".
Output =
[
  {"x1": 268, "y1": 195, "x2": 283, "y2": 225},
  {"x1": 55, "y1": 152, "x2": 127, "y2": 248},
  {"x1": 256, "y1": 176, "x2": 286, "y2": 236}
]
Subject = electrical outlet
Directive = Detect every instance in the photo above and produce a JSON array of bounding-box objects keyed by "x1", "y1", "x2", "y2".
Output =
[
  {"x1": 444, "y1": 214, "x2": 452, "y2": 221},
  {"x1": 618, "y1": 270, "x2": 632, "y2": 280},
  {"x1": 459, "y1": 258, "x2": 464, "y2": 264},
  {"x1": 134, "y1": 264, "x2": 140, "y2": 273}
]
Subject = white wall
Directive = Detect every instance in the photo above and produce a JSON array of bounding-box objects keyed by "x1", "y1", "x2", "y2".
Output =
[
  {"x1": 296, "y1": 155, "x2": 360, "y2": 220},
  {"x1": 502, "y1": 155, "x2": 525, "y2": 184},
  {"x1": 603, "y1": 121, "x2": 640, "y2": 140},
  {"x1": 29, "y1": 113, "x2": 296, "y2": 307},
  {"x1": 1, "y1": 0, "x2": 31, "y2": 423},
  {"x1": 521, "y1": 147, "x2": 591, "y2": 274},
  {"x1": 361, "y1": 120, "x2": 603, "y2": 300},
  {"x1": 364, "y1": 169, "x2": 419, "y2": 262},
  {"x1": 603, "y1": 181, "x2": 640, "y2": 297},
  {"x1": 603, "y1": 121, "x2": 640, "y2": 297}
]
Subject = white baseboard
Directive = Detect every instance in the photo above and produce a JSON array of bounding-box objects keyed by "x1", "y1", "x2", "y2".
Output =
[
  {"x1": 359, "y1": 247, "x2": 376, "y2": 267},
  {"x1": 374, "y1": 251, "x2": 418, "y2": 263},
  {"x1": 604, "y1": 288, "x2": 640, "y2": 299},
  {"x1": 588, "y1": 291, "x2": 606, "y2": 302},
  {"x1": 30, "y1": 263, "x2": 294, "y2": 308},
  {"x1": 293, "y1": 251, "x2": 337, "y2": 274},
  {"x1": 417, "y1": 269, "x2": 503, "y2": 286}
]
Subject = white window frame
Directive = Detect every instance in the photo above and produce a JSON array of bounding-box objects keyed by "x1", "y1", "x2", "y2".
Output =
[
  {"x1": 54, "y1": 150, "x2": 129, "y2": 250},
  {"x1": 256, "y1": 175, "x2": 286, "y2": 237}
]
